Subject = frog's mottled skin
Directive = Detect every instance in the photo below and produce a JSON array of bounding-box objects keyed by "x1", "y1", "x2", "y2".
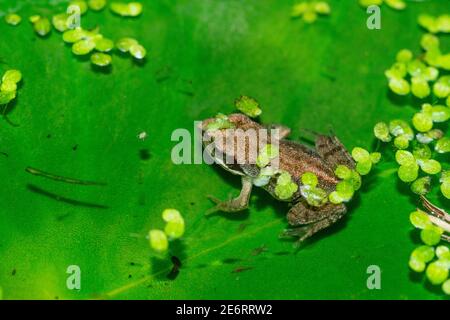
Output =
[{"x1": 201, "y1": 113, "x2": 355, "y2": 244}]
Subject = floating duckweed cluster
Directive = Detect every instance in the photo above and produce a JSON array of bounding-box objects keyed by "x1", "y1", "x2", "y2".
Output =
[
  {"x1": 5, "y1": 13, "x2": 21, "y2": 26},
  {"x1": 274, "y1": 147, "x2": 373, "y2": 206},
  {"x1": 116, "y1": 37, "x2": 147, "y2": 60},
  {"x1": 62, "y1": 27, "x2": 114, "y2": 66},
  {"x1": 359, "y1": 0, "x2": 406, "y2": 11},
  {"x1": 352, "y1": 147, "x2": 380, "y2": 176},
  {"x1": 235, "y1": 95, "x2": 262, "y2": 118},
  {"x1": 253, "y1": 144, "x2": 279, "y2": 187},
  {"x1": 379, "y1": 14, "x2": 450, "y2": 295},
  {"x1": 409, "y1": 209, "x2": 450, "y2": 292},
  {"x1": 375, "y1": 106, "x2": 450, "y2": 196},
  {"x1": 110, "y1": 2, "x2": 143, "y2": 17},
  {"x1": 291, "y1": 1, "x2": 331, "y2": 24},
  {"x1": 418, "y1": 14, "x2": 450, "y2": 34},
  {"x1": 386, "y1": 34, "x2": 450, "y2": 99},
  {"x1": 327, "y1": 147, "x2": 377, "y2": 205},
  {"x1": 299, "y1": 172, "x2": 327, "y2": 206},
  {"x1": 296, "y1": 156, "x2": 367, "y2": 206},
  {"x1": 275, "y1": 171, "x2": 299, "y2": 200},
  {"x1": 0, "y1": 69, "x2": 22, "y2": 106},
  {"x1": 4, "y1": 1, "x2": 147, "y2": 69},
  {"x1": 251, "y1": 144, "x2": 287, "y2": 192},
  {"x1": 149, "y1": 209, "x2": 185, "y2": 253},
  {"x1": 329, "y1": 164, "x2": 363, "y2": 204},
  {"x1": 395, "y1": 149, "x2": 442, "y2": 183}
]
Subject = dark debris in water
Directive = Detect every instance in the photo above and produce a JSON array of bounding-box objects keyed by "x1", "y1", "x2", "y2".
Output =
[
  {"x1": 232, "y1": 266, "x2": 253, "y2": 273},
  {"x1": 167, "y1": 255, "x2": 182, "y2": 280},
  {"x1": 139, "y1": 149, "x2": 151, "y2": 161}
]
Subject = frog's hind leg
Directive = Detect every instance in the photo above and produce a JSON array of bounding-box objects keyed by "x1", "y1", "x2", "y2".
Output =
[
  {"x1": 315, "y1": 135, "x2": 355, "y2": 169},
  {"x1": 206, "y1": 176, "x2": 253, "y2": 215},
  {"x1": 281, "y1": 200, "x2": 347, "y2": 245}
]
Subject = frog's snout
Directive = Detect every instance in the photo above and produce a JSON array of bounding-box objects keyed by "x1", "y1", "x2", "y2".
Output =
[{"x1": 197, "y1": 118, "x2": 215, "y2": 132}]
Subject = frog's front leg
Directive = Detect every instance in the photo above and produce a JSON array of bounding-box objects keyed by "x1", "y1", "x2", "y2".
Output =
[
  {"x1": 206, "y1": 176, "x2": 253, "y2": 215},
  {"x1": 281, "y1": 201, "x2": 347, "y2": 245}
]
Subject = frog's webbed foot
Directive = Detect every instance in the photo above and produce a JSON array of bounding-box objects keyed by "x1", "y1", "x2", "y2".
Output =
[
  {"x1": 206, "y1": 176, "x2": 253, "y2": 215},
  {"x1": 280, "y1": 200, "x2": 347, "y2": 247},
  {"x1": 315, "y1": 135, "x2": 355, "y2": 169}
]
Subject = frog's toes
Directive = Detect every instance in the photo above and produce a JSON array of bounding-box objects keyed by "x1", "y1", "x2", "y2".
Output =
[
  {"x1": 207, "y1": 194, "x2": 222, "y2": 204},
  {"x1": 279, "y1": 226, "x2": 309, "y2": 239},
  {"x1": 279, "y1": 225, "x2": 313, "y2": 242}
]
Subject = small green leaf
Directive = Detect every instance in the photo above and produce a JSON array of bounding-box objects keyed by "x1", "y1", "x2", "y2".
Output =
[
  {"x1": 94, "y1": 37, "x2": 114, "y2": 52},
  {"x1": 351, "y1": 147, "x2": 370, "y2": 162},
  {"x1": 410, "y1": 176, "x2": 431, "y2": 195},
  {"x1": 410, "y1": 210, "x2": 432, "y2": 229},
  {"x1": 33, "y1": 17, "x2": 51, "y2": 37},
  {"x1": 5, "y1": 13, "x2": 22, "y2": 26},
  {"x1": 235, "y1": 96, "x2": 262, "y2": 118},
  {"x1": 0, "y1": 91, "x2": 16, "y2": 105},
  {"x1": 411, "y1": 245, "x2": 435, "y2": 263},
  {"x1": 396, "y1": 49, "x2": 413, "y2": 63},
  {"x1": 395, "y1": 150, "x2": 415, "y2": 166},
  {"x1": 116, "y1": 37, "x2": 138, "y2": 52},
  {"x1": 2, "y1": 69, "x2": 22, "y2": 84},
  {"x1": 149, "y1": 229, "x2": 168, "y2": 252},
  {"x1": 129, "y1": 43, "x2": 147, "y2": 60},
  {"x1": 388, "y1": 77, "x2": 410, "y2": 95},
  {"x1": 421, "y1": 225, "x2": 444, "y2": 246},
  {"x1": 435, "y1": 137, "x2": 450, "y2": 153},
  {"x1": 373, "y1": 122, "x2": 391, "y2": 142},
  {"x1": 72, "y1": 39, "x2": 96, "y2": 55},
  {"x1": 90, "y1": 52, "x2": 112, "y2": 67},
  {"x1": 88, "y1": 0, "x2": 107, "y2": 11},
  {"x1": 110, "y1": 2, "x2": 143, "y2": 17},
  {"x1": 412, "y1": 112, "x2": 433, "y2": 133},
  {"x1": 417, "y1": 159, "x2": 441, "y2": 175},
  {"x1": 334, "y1": 165, "x2": 352, "y2": 180},
  {"x1": 301, "y1": 172, "x2": 318, "y2": 187},
  {"x1": 426, "y1": 261, "x2": 449, "y2": 285},
  {"x1": 398, "y1": 164, "x2": 419, "y2": 182}
]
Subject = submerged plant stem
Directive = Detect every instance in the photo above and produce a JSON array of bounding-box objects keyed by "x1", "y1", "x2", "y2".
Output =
[{"x1": 25, "y1": 167, "x2": 106, "y2": 186}]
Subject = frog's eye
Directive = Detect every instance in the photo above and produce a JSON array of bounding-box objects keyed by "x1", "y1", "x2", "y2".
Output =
[{"x1": 241, "y1": 164, "x2": 260, "y2": 178}]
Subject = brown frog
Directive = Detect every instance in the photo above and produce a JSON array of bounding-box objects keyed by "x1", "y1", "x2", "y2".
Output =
[{"x1": 200, "y1": 113, "x2": 355, "y2": 244}]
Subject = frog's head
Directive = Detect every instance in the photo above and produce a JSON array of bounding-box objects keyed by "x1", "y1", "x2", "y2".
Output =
[{"x1": 198, "y1": 113, "x2": 266, "y2": 176}]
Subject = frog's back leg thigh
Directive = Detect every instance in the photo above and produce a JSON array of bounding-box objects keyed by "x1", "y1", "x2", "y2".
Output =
[
  {"x1": 287, "y1": 200, "x2": 347, "y2": 225},
  {"x1": 282, "y1": 201, "x2": 347, "y2": 244},
  {"x1": 315, "y1": 135, "x2": 355, "y2": 170}
]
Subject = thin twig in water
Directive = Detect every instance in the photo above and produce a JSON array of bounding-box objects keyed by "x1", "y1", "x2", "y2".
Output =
[
  {"x1": 27, "y1": 184, "x2": 109, "y2": 209},
  {"x1": 25, "y1": 167, "x2": 106, "y2": 186}
]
